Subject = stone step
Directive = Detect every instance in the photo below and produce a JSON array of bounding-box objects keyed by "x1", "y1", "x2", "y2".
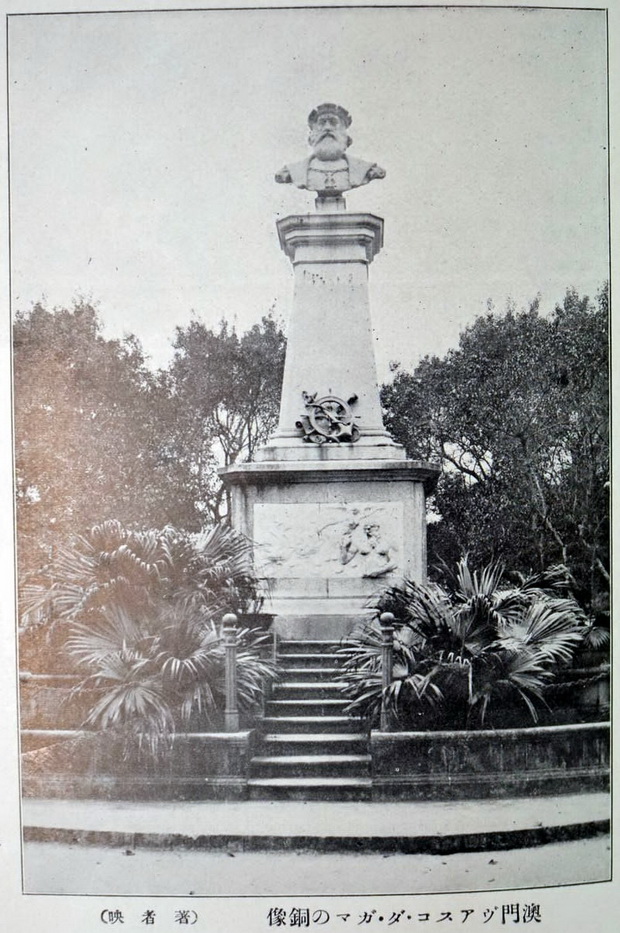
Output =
[
  {"x1": 252, "y1": 753, "x2": 371, "y2": 765},
  {"x1": 260, "y1": 716, "x2": 359, "y2": 733},
  {"x1": 256, "y1": 639, "x2": 363, "y2": 799},
  {"x1": 275, "y1": 681, "x2": 348, "y2": 690},
  {"x1": 278, "y1": 642, "x2": 348, "y2": 658},
  {"x1": 275, "y1": 653, "x2": 344, "y2": 668},
  {"x1": 262, "y1": 733, "x2": 369, "y2": 755},
  {"x1": 266, "y1": 699, "x2": 350, "y2": 717},
  {"x1": 247, "y1": 776, "x2": 372, "y2": 801},
  {"x1": 278, "y1": 667, "x2": 342, "y2": 680},
  {"x1": 250, "y1": 754, "x2": 371, "y2": 778},
  {"x1": 268, "y1": 697, "x2": 349, "y2": 705},
  {"x1": 272, "y1": 682, "x2": 348, "y2": 700}
]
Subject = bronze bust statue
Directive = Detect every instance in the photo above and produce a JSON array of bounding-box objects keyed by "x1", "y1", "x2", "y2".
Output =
[{"x1": 275, "y1": 103, "x2": 385, "y2": 198}]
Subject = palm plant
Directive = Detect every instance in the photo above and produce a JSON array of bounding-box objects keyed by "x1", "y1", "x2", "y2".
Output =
[
  {"x1": 20, "y1": 520, "x2": 276, "y2": 752},
  {"x1": 340, "y1": 559, "x2": 591, "y2": 730},
  {"x1": 21, "y1": 520, "x2": 259, "y2": 627}
]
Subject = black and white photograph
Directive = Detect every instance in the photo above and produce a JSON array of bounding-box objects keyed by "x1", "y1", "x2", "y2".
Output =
[{"x1": 3, "y1": 2, "x2": 613, "y2": 928}]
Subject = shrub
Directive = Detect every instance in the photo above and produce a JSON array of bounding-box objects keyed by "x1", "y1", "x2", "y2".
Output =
[
  {"x1": 19, "y1": 520, "x2": 276, "y2": 751},
  {"x1": 339, "y1": 559, "x2": 595, "y2": 730}
]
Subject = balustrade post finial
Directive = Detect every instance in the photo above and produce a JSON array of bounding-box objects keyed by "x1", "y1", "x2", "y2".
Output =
[
  {"x1": 222, "y1": 613, "x2": 240, "y2": 732},
  {"x1": 378, "y1": 611, "x2": 395, "y2": 732}
]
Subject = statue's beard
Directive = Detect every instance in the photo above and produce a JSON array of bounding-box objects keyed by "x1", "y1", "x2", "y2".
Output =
[{"x1": 311, "y1": 132, "x2": 347, "y2": 161}]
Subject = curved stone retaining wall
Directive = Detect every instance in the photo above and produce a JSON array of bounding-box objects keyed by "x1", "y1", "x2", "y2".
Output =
[
  {"x1": 370, "y1": 722, "x2": 610, "y2": 800},
  {"x1": 21, "y1": 722, "x2": 609, "y2": 801},
  {"x1": 21, "y1": 731, "x2": 257, "y2": 800}
]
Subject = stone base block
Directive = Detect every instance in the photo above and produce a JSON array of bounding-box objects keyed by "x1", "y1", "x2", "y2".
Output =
[{"x1": 221, "y1": 457, "x2": 439, "y2": 641}]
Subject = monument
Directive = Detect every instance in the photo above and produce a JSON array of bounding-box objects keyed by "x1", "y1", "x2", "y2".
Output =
[{"x1": 221, "y1": 104, "x2": 439, "y2": 638}]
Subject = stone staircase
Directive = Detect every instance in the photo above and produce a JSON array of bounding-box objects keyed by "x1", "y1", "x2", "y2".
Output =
[{"x1": 248, "y1": 639, "x2": 372, "y2": 800}]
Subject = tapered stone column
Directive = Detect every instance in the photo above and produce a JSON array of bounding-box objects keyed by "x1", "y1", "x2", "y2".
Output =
[{"x1": 266, "y1": 212, "x2": 395, "y2": 455}]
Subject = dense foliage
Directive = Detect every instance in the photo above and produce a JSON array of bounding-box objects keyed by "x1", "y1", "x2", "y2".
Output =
[
  {"x1": 14, "y1": 302, "x2": 285, "y2": 585},
  {"x1": 339, "y1": 560, "x2": 601, "y2": 731},
  {"x1": 20, "y1": 521, "x2": 276, "y2": 748},
  {"x1": 162, "y1": 316, "x2": 286, "y2": 522},
  {"x1": 14, "y1": 302, "x2": 177, "y2": 584},
  {"x1": 381, "y1": 287, "x2": 609, "y2": 621}
]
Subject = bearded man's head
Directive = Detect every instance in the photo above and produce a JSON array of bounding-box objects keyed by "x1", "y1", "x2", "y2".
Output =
[{"x1": 307, "y1": 103, "x2": 352, "y2": 161}]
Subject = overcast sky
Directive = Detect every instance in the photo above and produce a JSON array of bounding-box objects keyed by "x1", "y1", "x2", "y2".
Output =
[{"x1": 8, "y1": 6, "x2": 608, "y2": 379}]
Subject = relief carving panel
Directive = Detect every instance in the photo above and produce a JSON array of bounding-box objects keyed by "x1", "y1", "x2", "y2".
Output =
[{"x1": 253, "y1": 502, "x2": 403, "y2": 579}]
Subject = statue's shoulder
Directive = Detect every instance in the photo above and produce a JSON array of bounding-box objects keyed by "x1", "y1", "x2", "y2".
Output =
[
  {"x1": 346, "y1": 155, "x2": 373, "y2": 172},
  {"x1": 275, "y1": 157, "x2": 311, "y2": 188},
  {"x1": 346, "y1": 156, "x2": 385, "y2": 186},
  {"x1": 286, "y1": 158, "x2": 312, "y2": 188}
]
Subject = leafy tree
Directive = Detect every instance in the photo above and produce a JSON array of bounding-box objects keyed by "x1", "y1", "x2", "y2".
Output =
[
  {"x1": 13, "y1": 301, "x2": 188, "y2": 586},
  {"x1": 14, "y1": 302, "x2": 286, "y2": 593},
  {"x1": 382, "y1": 287, "x2": 609, "y2": 618},
  {"x1": 162, "y1": 315, "x2": 286, "y2": 521}
]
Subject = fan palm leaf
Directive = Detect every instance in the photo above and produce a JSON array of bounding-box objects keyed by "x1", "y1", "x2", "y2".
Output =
[
  {"x1": 20, "y1": 520, "x2": 275, "y2": 750},
  {"x1": 456, "y1": 556, "x2": 505, "y2": 602},
  {"x1": 76, "y1": 649, "x2": 173, "y2": 734},
  {"x1": 499, "y1": 599, "x2": 585, "y2": 665},
  {"x1": 341, "y1": 558, "x2": 588, "y2": 730},
  {"x1": 66, "y1": 604, "x2": 153, "y2": 664}
]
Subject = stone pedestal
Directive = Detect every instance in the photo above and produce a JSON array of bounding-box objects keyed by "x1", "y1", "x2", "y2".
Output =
[
  {"x1": 223, "y1": 459, "x2": 437, "y2": 639},
  {"x1": 221, "y1": 210, "x2": 439, "y2": 639}
]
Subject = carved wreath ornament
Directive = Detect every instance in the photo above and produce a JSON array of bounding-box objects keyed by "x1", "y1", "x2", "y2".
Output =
[{"x1": 296, "y1": 391, "x2": 360, "y2": 444}]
